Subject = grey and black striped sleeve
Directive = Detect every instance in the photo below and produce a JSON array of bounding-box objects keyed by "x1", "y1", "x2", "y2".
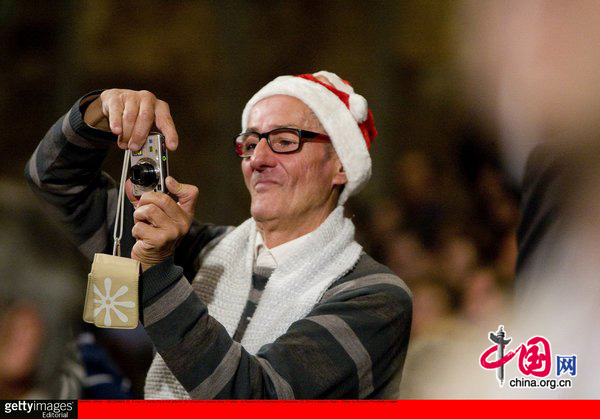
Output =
[
  {"x1": 24, "y1": 92, "x2": 123, "y2": 259},
  {"x1": 141, "y1": 254, "x2": 412, "y2": 399},
  {"x1": 24, "y1": 92, "x2": 237, "y2": 275}
]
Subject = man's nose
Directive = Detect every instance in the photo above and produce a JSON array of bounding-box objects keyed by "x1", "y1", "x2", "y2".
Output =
[{"x1": 249, "y1": 138, "x2": 277, "y2": 168}]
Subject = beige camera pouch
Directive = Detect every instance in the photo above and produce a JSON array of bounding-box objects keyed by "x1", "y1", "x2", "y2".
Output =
[{"x1": 83, "y1": 253, "x2": 140, "y2": 329}]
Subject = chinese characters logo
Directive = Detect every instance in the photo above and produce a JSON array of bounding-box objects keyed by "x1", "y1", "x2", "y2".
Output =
[{"x1": 479, "y1": 325, "x2": 577, "y2": 388}]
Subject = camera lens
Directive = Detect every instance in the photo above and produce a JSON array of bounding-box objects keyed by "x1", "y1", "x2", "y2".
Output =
[{"x1": 130, "y1": 163, "x2": 158, "y2": 187}]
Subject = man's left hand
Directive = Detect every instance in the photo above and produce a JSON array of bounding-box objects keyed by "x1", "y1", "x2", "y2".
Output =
[{"x1": 128, "y1": 176, "x2": 199, "y2": 271}]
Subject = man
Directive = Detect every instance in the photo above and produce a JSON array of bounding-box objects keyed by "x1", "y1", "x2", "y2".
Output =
[{"x1": 26, "y1": 71, "x2": 412, "y2": 399}]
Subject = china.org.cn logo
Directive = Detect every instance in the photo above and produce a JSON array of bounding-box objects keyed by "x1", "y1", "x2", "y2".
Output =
[{"x1": 479, "y1": 325, "x2": 577, "y2": 390}]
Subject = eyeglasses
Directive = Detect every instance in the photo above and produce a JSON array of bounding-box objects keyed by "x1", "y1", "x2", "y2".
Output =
[{"x1": 234, "y1": 127, "x2": 330, "y2": 158}]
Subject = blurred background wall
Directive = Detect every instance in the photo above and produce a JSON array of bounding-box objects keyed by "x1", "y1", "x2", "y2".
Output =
[
  {"x1": 1, "y1": 0, "x2": 507, "y2": 223},
  {"x1": 0, "y1": 0, "x2": 521, "y2": 398}
]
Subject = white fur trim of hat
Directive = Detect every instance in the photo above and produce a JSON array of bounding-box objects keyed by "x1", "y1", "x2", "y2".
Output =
[{"x1": 241, "y1": 70, "x2": 377, "y2": 205}]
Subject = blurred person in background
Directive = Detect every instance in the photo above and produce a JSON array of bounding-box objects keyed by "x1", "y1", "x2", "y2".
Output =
[
  {"x1": 460, "y1": 267, "x2": 507, "y2": 327},
  {"x1": 409, "y1": 278, "x2": 456, "y2": 338},
  {"x1": 0, "y1": 181, "x2": 86, "y2": 399},
  {"x1": 392, "y1": 150, "x2": 444, "y2": 250},
  {"x1": 25, "y1": 71, "x2": 412, "y2": 399},
  {"x1": 437, "y1": 232, "x2": 479, "y2": 293},
  {"x1": 383, "y1": 230, "x2": 434, "y2": 285},
  {"x1": 397, "y1": 278, "x2": 458, "y2": 399}
]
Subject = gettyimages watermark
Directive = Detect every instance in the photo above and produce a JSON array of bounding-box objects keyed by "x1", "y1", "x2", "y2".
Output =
[
  {"x1": 2, "y1": 400, "x2": 77, "y2": 418},
  {"x1": 479, "y1": 325, "x2": 577, "y2": 390}
]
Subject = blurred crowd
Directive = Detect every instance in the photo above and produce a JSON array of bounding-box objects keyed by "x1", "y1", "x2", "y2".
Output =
[{"x1": 347, "y1": 146, "x2": 519, "y2": 398}]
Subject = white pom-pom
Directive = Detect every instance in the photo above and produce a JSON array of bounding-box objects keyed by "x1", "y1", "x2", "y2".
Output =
[{"x1": 349, "y1": 94, "x2": 368, "y2": 123}]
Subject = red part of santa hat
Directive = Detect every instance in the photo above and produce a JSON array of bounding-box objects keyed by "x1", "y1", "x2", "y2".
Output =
[{"x1": 242, "y1": 70, "x2": 377, "y2": 205}]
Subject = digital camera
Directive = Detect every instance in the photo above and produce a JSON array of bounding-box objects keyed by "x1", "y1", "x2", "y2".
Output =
[{"x1": 130, "y1": 133, "x2": 169, "y2": 196}]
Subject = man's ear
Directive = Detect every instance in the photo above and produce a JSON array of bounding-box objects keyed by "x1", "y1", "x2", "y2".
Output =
[
  {"x1": 332, "y1": 162, "x2": 348, "y2": 186},
  {"x1": 0, "y1": 304, "x2": 44, "y2": 385}
]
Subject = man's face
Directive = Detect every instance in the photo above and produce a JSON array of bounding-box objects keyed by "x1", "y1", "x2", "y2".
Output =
[{"x1": 242, "y1": 95, "x2": 345, "y2": 236}]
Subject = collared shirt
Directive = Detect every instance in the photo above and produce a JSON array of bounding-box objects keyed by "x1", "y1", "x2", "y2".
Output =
[{"x1": 254, "y1": 231, "x2": 313, "y2": 270}]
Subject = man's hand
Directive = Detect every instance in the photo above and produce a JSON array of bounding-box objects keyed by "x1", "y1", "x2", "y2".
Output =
[
  {"x1": 128, "y1": 176, "x2": 199, "y2": 271},
  {"x1": 84, "y1": 89, "x2": 178, "y2": 151}
]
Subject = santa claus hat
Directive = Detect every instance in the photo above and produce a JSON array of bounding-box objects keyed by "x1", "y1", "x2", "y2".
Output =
[{"x1": 241, "y1": 70, "x2": 377, "y2": 205}]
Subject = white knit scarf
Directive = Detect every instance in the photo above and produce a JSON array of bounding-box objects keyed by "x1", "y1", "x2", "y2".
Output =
[{"x1": 145, "y1": 206, "x2": 362, "y2": 399}]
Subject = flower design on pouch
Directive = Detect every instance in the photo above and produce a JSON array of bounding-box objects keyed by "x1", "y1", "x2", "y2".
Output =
[{"x1": 93, "y1": 277, "x2": 136, "y2": 326}]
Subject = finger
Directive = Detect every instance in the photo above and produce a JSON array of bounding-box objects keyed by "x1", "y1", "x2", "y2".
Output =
[
  {"x1": 102, "y1": 90, "x2": 124, "y2": 136},
  {"x1": 155, "y1": 100, "x2": 179, "y2": 151},
  {"x1": 133, "y1": 202, "x2": 169, "y2": 228},
  {"x1": 125, "y1": 179, "x2": 141, "y2": 208},
  {"x1": 130, "y1": 91, "x2": 156, "y2": 150},
  {"x1": 116, "y1": 134, "x2": 128, "y2": 150},
  {"x1": 137, "y1": 191, "x2": 182, "y2": 222},
  {"x1": 121, "y1": 95, "x2": 140, "y2": 149},
  {"x1": 131, "y1": 219, "x2": 154, "y2": 242},
  {"x1": 131, "y1": 218, "x2": 178, "y2": 248},
  {"x1": 166, "y1": 176, "x2": 198, "y2": 215}
]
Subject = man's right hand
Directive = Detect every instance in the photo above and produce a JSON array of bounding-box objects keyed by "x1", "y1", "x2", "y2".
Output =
[
  {"x1": 83, "y1": 89, "x2": 179, "y2": 151},
  {"x1": 126, "y1": 176, "x2": 199, "y2": 271}
]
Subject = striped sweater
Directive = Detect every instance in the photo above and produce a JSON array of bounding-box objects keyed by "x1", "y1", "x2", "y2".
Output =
[{"x1": 25, "y1": 94, "x2": 412, "y2": 399}]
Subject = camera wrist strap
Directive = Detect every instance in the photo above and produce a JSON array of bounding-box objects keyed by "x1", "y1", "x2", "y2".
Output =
[
  {"x1": 113, "y1": 150, "x2": 130, "y2": 257},
  {"x1": 83, "y1": 149, "x2": 140, "y2": 329}
]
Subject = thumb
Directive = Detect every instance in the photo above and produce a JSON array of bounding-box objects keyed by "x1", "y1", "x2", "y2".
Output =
[
  {"x1": 166, "y1": 176, "x2": 199, "y2": 216},
  {"x1": 125, "y1": 179, "x2": 140, "y2": 208}
]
